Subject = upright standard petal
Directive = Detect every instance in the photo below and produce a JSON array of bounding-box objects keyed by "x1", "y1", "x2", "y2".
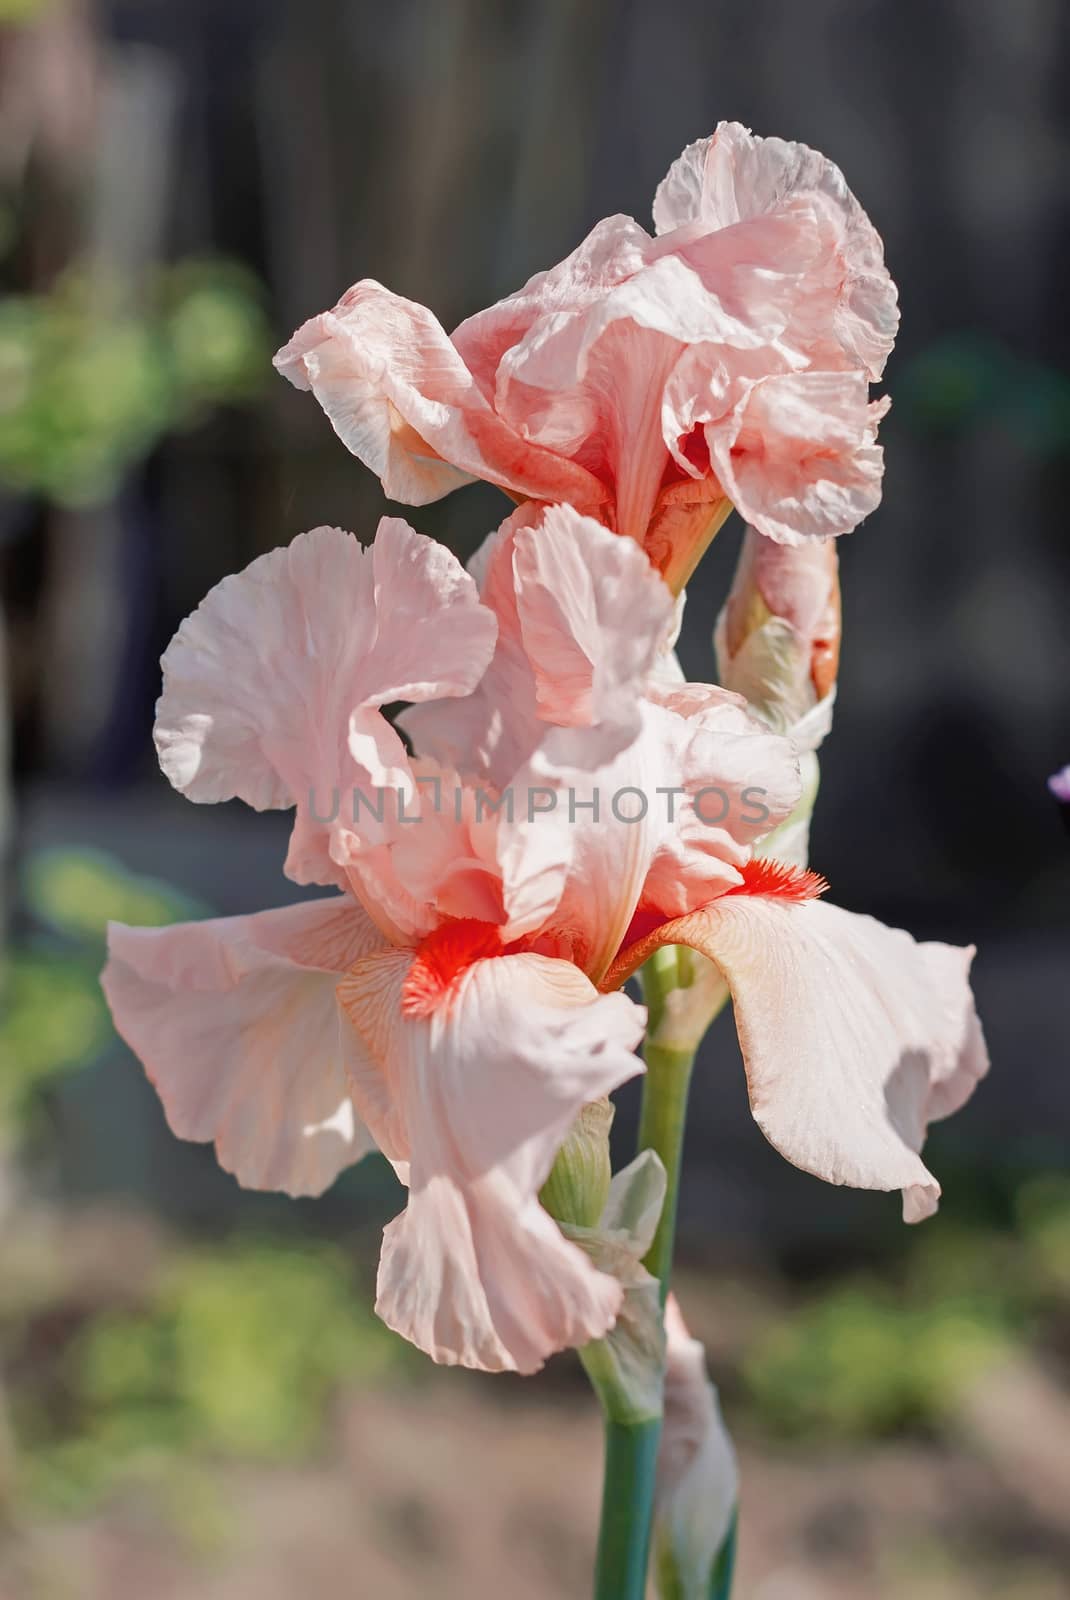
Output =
[
  {"x1": 153, "y1": 520, "x2": 496, "y2": 886},
  {"x1": 102, "y1": 896, "x2": 386, "y2": 1197},
  {"x1": 338, "y1": 948, "x2": 646, "y2": 1372},
  {"x1": 512, "y1": 503, "x2": 675, "y2": 731},
  {"x1": 401, "y1": 502, "x2": 676, "y2": 786},
  {"x1": 496, "y1": 689, "x2": 801, "y2": 982},
  {"x1": 653, "y1": 120, "x2": 899, "y2": 380},
  {"x1": 607, "y1": 894, "x2": 988, "y2": 1219}
]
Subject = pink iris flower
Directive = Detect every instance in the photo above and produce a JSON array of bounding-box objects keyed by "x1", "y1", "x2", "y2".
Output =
[
  {"x1": 103, "y1": 505, "x2": 984, "y2": 1374},
  {"x1": 274, "y1": 122, "x2": 898, "y2": 591}
]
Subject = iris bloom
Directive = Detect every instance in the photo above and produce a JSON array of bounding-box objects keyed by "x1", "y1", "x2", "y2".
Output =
[
  {"x1": 104, "y1": 504, "x2": 985, "y2": 1374},
  {"x1": 275, "y1": 122, "x2": 897, "y2": 591}
]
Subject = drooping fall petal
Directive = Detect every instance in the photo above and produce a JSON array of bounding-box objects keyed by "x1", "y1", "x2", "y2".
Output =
[
  {"x1": 706, "y1": 372, "x2": 888, "y2": 545},
  {"x1": 607, "y1": 895, "x2": 988, "y2": 1219},
  {"x1": 338, "y1": 948, "x2": 646, "y2": 1372},
  {"x1": 274, "y1": 280, "x2": 606, "y2": 508},
  {"x1": 101, "y1": 896, "x2": 386, "y2": 1197},
  {"x1": 153, "y1": 519, "x2": 496, "y2": 887}
]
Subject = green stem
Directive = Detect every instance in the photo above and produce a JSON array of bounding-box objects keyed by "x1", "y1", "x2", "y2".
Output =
[
  {"x1": 637, "y1": 948, "x2": 701, "y2": 1306},
  {"x1": 584, "y1": 948, "x2": 715, "y2": 1598},
  {"x1": 637, "y1": 1038, "x2": 696, "y2": 1304},
  {"x1": 591, "y1": 1416, "x2": 661, "y2": 1600}
]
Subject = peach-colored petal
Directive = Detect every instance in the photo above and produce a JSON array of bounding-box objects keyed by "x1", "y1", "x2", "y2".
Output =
[
  {"x1": 497, "y1": 693, "x2": 800, "y2": 981},
  {"x1": 512, "y1": 504, "x2": 674, "y2": 732},
  {"x1": 154, "y1": 520, "x2": 496, "y2": 887},
  {"x1": 397, "y1": 508, "x2": 542, "y2": 787},
  {"x1": 707, "y1": 372, "x2": 887, "y2": 544},
  {"x1": 608, "y1": 897, "x2": 988, "y2": 1219},
  {"x1": 653, "y1": 120, "x2": 898, "y2": 380},
  {"x1": 451, "y1": 214, "x2": 652, "y2": 402},
  {"x1": 400, "y1": 502, "x2": 675, "y2": 787},
  {"x1": 101, "y1": 896, "x2": 386, "y2": 1197},
  {"x1": 338, "y1": 949, "x2": 645, "y2": 1372},
  {"x1": 277, "y1": 127, "x2": 895, "y2": 570},
  {"x1": 655, "y1": 1294, "x2": 738, "y2": 1597},
  {"x1": 275, "y1": 280, "x2": 605, "y2": 508},
  {"x1": 490, "y1": 228, "x2": 796, "y2": 544}
]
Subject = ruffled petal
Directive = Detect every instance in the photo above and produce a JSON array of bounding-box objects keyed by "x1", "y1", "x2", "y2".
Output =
[
  {"x1": 451, "y1": 213, "x2": 653, "y2": 389},
  {"x1": 101, "y1": 896, "x2": 386, "y2": 1197},
  {"x1": 275, "y1": 280, "x2": 606, "y2": 508},
  {"x1": 706, "y1": 372, "x2": 887, "y2": 544},
  {"x1": 154, "y1": 520, "x2": 495, "y2": 886},
  {"x1": 493, "y1": 247, "x2": 780, "y2": 544},
  {"x1": 653, "y1": 121, "x2": 898, "y2": 379},
  {"x1": 401, "y1": 502, "x2": 675, "y2": 787},
  {"x1": 338, "y1": 949, "x2": 646, "y2": 1372},
  {"x1": 512, "y1": 504, "x2": 674, "y2": 732},
  {"x1": 497, "y1": 693, "x2": 800, "y2": 981},
  {"x1": 607, "y1": 896, "x2": 988, "y2": 1219},
  {"x1": 398, "y1": 508, "x2": 542, "y2": 787}
]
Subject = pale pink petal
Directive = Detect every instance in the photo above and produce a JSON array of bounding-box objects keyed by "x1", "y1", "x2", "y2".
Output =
[
  {"x1": 275, "y1": 280, "x2": 605, "y2": 508},
  {"x1": 512, "y1": 504, "x2": 675, "y2": 731},
  {"x1": 338, "y1": 949, "x2": 646, "y2": 1372},
  {"x1": 493, "y1": 249, "x2": 784, "y2": 544},
  {"x1": 634, "y1": 686, "x2": 803, "y2": 924},
  {"x1": 101, "y1": 896, "x2": 387, "y2": 1197},
  {"x1": 608, "y1": 897, "x2": 988, "y2": 1219},
  {"x1": 358, "y1": 516, "x2": 499, "y2": 704},
  {"x1": 154, "y1": 520, "x2": 495, "y2": 887},
  {"x1": 497, "y1": 317, "x2": 682, "y2": 542},
  {"x1": 655, "y1": 1295, "x2": 738, "y2": 1596},
  {"x1": 653, "y1": 121, "x2": 898, "y2": 379},
  {"x1": 451, "y1": 214, "x2": 653, "y2": 385},
  {"x1": 706, "y1": 372, "x2": 887, "y2": 544},
  {"x1": 401, "y1": 502, "x2": 675, "y2": 788},
  {"x1": 340, "y1": 757, "x2": 509, "y2": 946},
  {"x1": 497, "y1": 694, "x2": 800, "y2": 982},
  {"x1": 399, "y1": 508, "x2": 543, "y2": 787}
]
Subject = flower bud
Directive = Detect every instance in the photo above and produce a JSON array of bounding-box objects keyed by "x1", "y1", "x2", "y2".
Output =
[
  {"x1": 654, "y1": 1295, "x2": 738, "y2": 1599},
  {"x1": 715, "y1": 528, "x2": 840, "y2": 744},
  {"x1": 715, "y1": 529, "x2": 841, "y2": 871},
  {"x1": 539, "y1": 1098, "x2": 614, "y2": 1229}
]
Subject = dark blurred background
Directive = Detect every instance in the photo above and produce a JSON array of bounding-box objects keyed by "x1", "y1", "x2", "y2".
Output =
[{"x1": 0, "y1": 2, "x2": 1068, "y2": 1596}]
